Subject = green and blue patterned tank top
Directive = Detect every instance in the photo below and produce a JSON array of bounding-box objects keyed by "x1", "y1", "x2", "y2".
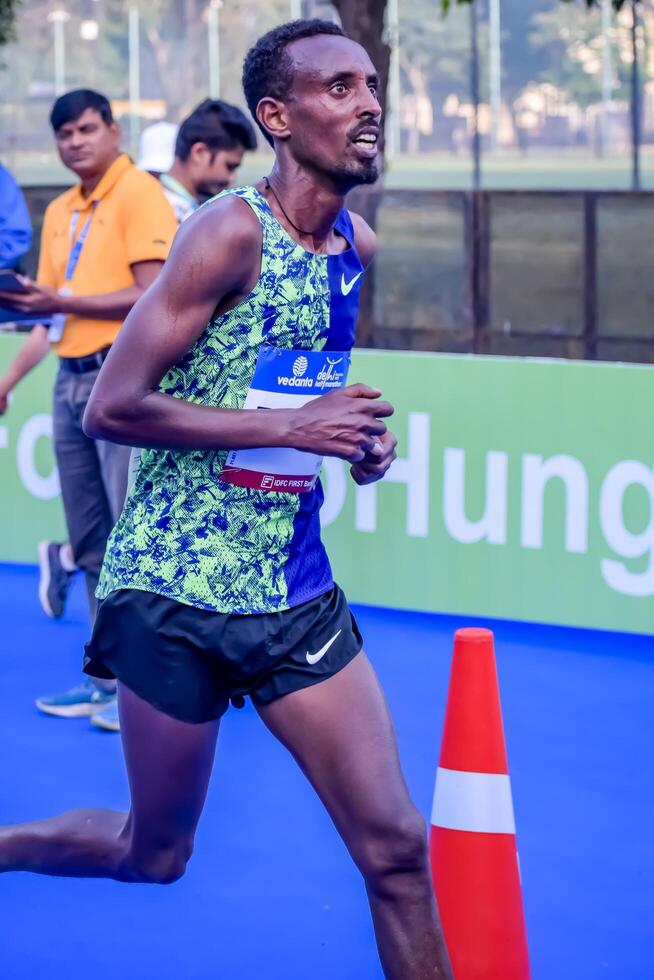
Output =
[{"x1": 97, "y1": 185, "x2": 365, "y2": 614}]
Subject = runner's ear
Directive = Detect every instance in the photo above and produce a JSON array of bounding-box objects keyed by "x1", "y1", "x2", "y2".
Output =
[{"x1": 256, "y1": 98, "x2": 290, "y2": 143}]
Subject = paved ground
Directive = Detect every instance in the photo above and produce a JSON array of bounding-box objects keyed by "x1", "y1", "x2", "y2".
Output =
[{"x1": 1, "y1": 562, "x2": 652, "y2": 979}]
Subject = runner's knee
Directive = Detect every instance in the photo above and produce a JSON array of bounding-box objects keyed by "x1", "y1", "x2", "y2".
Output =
[
  {"x1": 121, "y1": 838, "x2": 193, "y2": 885},
  {"x1": 355, "y1": 807, "x2": 429, "y2": 888}
]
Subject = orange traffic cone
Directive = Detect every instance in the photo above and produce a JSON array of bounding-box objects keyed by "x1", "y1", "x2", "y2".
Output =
[{"x1": 430, "y1": 628, "x2": 530, "y2": 979}]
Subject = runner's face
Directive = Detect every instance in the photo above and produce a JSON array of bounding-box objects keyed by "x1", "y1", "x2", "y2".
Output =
[
  {"x1": 192, "y1": 145, "x2": 245, "y2": 199},
  {"x1": 54, "y1": 108, "x2": 120, "y2": 179},
  {"x1": 284, "y1": 35, "x2": 381, "y2": 188}
]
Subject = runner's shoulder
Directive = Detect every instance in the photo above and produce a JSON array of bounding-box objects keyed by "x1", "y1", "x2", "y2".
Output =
[{"x1": 348, "y1": 211, "x2": 377, "y2": 267}]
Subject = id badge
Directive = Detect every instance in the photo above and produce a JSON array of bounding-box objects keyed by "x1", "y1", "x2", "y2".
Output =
[
  {"x1": 48, "y1": 286, "x2": 72, "y2": 343},
  {"x1": 220, "y1": 345, "x2": 350, "y2": 494}
]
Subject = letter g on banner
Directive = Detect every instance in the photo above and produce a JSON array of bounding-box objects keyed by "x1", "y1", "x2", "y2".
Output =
[
  {"x1": 17, "y1": 414, "x2": 60, "y2": 500},
  {"x1": 600, "y1": 460, "x2": 654, "y2": 597}
]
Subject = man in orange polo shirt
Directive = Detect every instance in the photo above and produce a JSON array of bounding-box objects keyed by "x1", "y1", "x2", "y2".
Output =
[{"x1": 0, "y1": 89, "x2": 177, "y2": 720}]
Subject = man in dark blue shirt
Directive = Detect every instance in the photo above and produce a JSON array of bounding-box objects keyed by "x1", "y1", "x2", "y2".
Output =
[{"x1": 0, "y1": 163, "x2": 32, "y2": 271}]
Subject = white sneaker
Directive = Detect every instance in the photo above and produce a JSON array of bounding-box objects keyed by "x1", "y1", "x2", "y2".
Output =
[{"x1": 90, "y1": 698, "x2": 120, "y2": 732}]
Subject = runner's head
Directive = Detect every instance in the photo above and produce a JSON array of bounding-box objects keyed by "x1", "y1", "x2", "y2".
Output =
[
  {"x1": 174, "y1": 100, "x2": 257, "y2": 199},
  {"x1": 243, "y1": 20, "x2": 381, "y2": 191},
  {"x1": 50, "y1": 89, "x2": 120, "y2": 181}
]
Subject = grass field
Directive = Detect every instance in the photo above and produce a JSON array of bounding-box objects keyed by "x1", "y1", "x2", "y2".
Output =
[
  {"x1": 12, "y1": 148, "x2": 654, "y2": 192},
  {"x1": 385, "y1": 150, "x2": 654, "y2": 191}
]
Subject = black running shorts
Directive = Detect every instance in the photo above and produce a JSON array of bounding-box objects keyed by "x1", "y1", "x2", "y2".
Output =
[{"x1": 83, "y1": 585, "x2": 363, "y2": 724}]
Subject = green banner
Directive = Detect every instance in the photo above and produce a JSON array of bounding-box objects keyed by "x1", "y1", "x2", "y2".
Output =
[
  {"x1": 0, "y1": 337, "x2": 66, "y2": 558},
  {"x1": 322, "y1": 352, "x2": 654, "y2": 636},
  {"x1": 1, "y1": 337, "x2": 652, "y2": 634}
]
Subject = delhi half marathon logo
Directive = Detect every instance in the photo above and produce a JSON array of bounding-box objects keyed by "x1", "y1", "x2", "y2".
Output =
[
  {"x1": 316, "y1": 356, "x2": 345, "y2": 390},
  {"x1": 277, "y1": 353, "x2": 346, "y2": 390},
  {"x1": 293, "y1": 356, "x2": 308, "y2": 378}
]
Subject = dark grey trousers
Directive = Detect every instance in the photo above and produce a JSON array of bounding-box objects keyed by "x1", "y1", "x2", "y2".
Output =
[{"x1": 52, "y1": 364, "x2": 130, "y2": 625}]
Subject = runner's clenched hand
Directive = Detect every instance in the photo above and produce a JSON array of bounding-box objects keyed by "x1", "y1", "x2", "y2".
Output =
[
  {"x1": 350, "y1": 429, "x2": 398, "y2": 485},
  {"x1": 288, "y1": 382, "x2": 394, "y2": 463}
]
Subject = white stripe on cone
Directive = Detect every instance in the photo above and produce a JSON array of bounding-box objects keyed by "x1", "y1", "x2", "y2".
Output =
[{"x1": 431, "y1": 767, "x2": 516, "y2": 835}]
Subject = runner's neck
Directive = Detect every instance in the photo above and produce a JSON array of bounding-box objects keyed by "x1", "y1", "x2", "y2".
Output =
[{"x1": 262, "y1": 163, "x2": 347, "y2": 250}]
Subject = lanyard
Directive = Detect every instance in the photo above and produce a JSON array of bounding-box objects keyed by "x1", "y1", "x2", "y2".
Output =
[
  {"x1": 159, "y1": 173, "x2": 198, "y2": 208},
  {"x1": 64, "y1": 202, "x2": 98, "y2": 283}
]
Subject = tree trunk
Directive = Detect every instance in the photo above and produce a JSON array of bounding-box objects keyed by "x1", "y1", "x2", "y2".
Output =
[
  {"x1": 146, "y1": 0, "x2": 207, "y2": 118},
  {"x1": 332, "y1": 0, "x2": 390, "y2": 154},
  {"x1": 146, "y1": 26, "x2": 182, "y2": 116},
  {"x1": 331, "y1": 0, "x2": 390, "y2": 347},
  {"x1": 0, "y1": 0, "x2": 20, "y2": 46}
]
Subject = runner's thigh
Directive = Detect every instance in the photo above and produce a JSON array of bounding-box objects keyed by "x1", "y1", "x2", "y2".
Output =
[
  {"x1": 256, "y1": 653, "x2": 417, "y2": 848},
  {"x1": 118, "y1": 682, "x2": 219, "y2": 845}
]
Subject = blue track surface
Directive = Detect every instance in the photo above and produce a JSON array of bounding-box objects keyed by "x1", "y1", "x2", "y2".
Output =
[{"x1": 1, "y1": 562, "x2": 652, "y2": 980}]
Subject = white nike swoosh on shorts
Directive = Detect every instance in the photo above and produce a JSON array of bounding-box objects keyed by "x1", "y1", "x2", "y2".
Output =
[{"x1": 306, "y1": 629, "x2": 342, "y2": 665}]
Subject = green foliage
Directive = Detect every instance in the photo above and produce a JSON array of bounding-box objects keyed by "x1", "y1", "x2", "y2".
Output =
[
  {"x1": 529, "y1": 4, "x2": 621, "y2": 108},
  {"x1": 410, "y1": 0, "x2": 636, "y2": 119},
  {"x1": 401, "y1": 0, "x2": 473, "y2": 84},
  {"x1": 561, "y1": 1, "x2": 632, "y2": 9},
  {"x1": 441, "y1": 0, "x2": 634, "y2": 9},
  {"x1": 441, "y1": 0, "x2": 472, "y2": 11},
  {"x1": 0, "y1": 0, "x2": 293, "y2": 116},
  {"x1": 0, "y1": 0, "x2": 20, "y2": 46}
]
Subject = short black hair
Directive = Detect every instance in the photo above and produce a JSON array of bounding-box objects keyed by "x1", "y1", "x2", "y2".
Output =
[
  {"x1": 175, "y1": 99, "x2": 257, "y2": 161},
  {"x1": 50, "y1": 89, "x2": 114, "y2": 132},
  {"x1": 242, "y1": 19, "x2": 345, "y2": 146}
]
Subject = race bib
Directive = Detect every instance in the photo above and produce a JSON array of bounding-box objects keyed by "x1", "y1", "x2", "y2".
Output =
[{"x1": 220, "y1": 345, "x2": 350, "y2": 493}]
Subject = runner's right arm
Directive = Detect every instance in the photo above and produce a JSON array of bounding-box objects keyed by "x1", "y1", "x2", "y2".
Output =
[{"x1": 84, "y1": 195, "x2": 392, "y2": 463}]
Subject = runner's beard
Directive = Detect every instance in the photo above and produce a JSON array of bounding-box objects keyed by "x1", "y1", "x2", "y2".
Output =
[{"x1": 330, "y1": 155, "x2": 380, "y2": 190}]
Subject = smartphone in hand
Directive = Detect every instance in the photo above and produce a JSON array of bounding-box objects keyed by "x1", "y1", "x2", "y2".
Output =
[{"x1": 0, "y1": 271, "x2": 29, "y2": 294}]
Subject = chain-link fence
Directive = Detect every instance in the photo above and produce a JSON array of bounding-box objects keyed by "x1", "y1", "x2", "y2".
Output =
[
  {"x1": 18, "y1": 184, "x2": 654, "y2": 363},
  {"x1": 374, "y1": 188, "x2": 654, "y2": 362}
]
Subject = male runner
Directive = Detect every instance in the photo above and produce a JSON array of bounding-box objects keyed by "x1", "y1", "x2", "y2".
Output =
[
  {"x1": 0, "y1": 21, "x2": 452, "y2": 979},
  {"x1": 91, "y1": 98, "x2": 256, "y2": 732}
]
